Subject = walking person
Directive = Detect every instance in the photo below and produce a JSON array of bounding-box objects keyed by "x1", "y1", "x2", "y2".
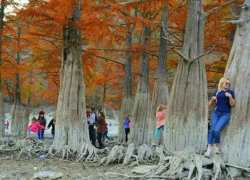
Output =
[
  {"x1": 152, "y1": 104, "x2": 167, "y2": 145},
  {"x1": 47, "y1": 114, "x2": 56, "y2": 141},
  {"x1": 205, "y1": 78, "x2": 235, "y2": 158},
  {"x1": 97, "y1": 111, "x2": 106, "y2": 149},
  {"x1": 26, "y1": 117, "x2": 45, "y2": 140},
  {"x1": 124, "y1": 115, "x2": 131, "y2": 143},
  {"x1": 102, "y1": 122, "x2": 110, "y2": 141},
  {"x1": 37, "y1": 110, "x2": 46, "y2": 140},
  {"x1": 88, "y1": 107, "x2": 97, "y2": 147}
]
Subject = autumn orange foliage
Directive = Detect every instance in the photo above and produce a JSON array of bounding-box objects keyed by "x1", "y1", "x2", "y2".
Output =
[{"x1": 0, "y1": 0, "x2": 238, "y2": 110}]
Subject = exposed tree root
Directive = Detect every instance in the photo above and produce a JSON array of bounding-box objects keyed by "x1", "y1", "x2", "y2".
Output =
[
  {"x1": 76, "y1": 143, "x2": 100, "y2": 162},
  {"x1": 1, "y1": 137, "x2": 249, "y2": 180}
]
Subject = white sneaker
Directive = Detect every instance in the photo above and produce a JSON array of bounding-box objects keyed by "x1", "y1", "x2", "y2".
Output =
[
  {"x1": 204, "y1": 149, "x2": 211, "y2": 158},
  {"x1": 152, "y1": 141, "x2": 156, "y2": 146},
  {"x1": 214, "y1": 147, "x2": 220, "y2": 154}
]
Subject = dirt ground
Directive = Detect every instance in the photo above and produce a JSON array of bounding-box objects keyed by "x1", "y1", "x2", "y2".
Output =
[{"x1": 0, "y1": 152, "x2": 133, "y2": 180}]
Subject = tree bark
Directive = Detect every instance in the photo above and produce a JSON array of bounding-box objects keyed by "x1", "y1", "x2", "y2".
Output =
[
  {"x1": 21, "y1": 70, "x2": 32, "y2": 137},
  {"x1": 130, "y1": 24, "x2": 151, "y2": 145},
  {"x1": 11, "y1": 27, "x2": 24, "y2": 137},
  {"x1": 221, "y1": 0, "x2": 250, "y2": 167},
  {"x1": 52, "y1": 2, "x2": 88, "y2": 152},
  {"x1": 102, "y1": 83, "x2": 106, "y2": 116},
  {"x1": 164, "y1": 0, "x2": 208, "y2": 153},
  {"x1": 0, "y1": 0, "x2": 5, "y2": 137},
  {"x1": 148, "y1": 4, "x2": 169, "y2": 145},
  {"x1": 11, "y1": 73, "x2": 24, "y2": 137},
  {"x1": 118, "y1": 26, "x2": 134, "y2": 143}
]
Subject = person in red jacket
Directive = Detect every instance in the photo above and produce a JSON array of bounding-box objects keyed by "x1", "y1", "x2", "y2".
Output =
[
  {"x1": 26, "y1": 117, "x2": 45, "y2": 140},
  {"x1": 6, "y1": 120, "x2": 10, "y2": 130},
  {"x1": 102, "y1": 122, "x2": 110, "y2": 141}
]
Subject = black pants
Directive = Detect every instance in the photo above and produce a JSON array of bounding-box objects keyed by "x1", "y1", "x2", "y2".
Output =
[
  {"x1": 97, "y1": 132, "x2": 104, "y2": 148},
  {"x1": 125, "y1": 128, "x2": 130, "y2": 142},
  {"x1": 89, "y1": 126, "x2": 96, "y2": 146}
]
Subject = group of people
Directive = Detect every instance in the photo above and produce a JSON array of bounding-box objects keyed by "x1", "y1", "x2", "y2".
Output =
[
  {"x1": 87, "y1": 107, "x2": 110, "y2": 149},
  {"x1": 150, "y1": 77, "x2": 235, "y2": 158},
  {"x1": 24, "y1": 78, "x2": 234, "y2": 158},
  {"x1": 26, "y1": 111, "x2": 56, "y2": 140}
]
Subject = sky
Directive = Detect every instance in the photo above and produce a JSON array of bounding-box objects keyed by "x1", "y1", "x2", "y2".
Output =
[{"x1": 5, "y1": 0, "x2": 29, "y2": 13}]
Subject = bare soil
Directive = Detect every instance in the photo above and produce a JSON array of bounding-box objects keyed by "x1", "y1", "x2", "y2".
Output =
[{"x1": 0, "y1": 152, "x2": 133, "y2": 180}]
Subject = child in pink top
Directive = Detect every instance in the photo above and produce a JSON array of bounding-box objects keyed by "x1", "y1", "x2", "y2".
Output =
[
  {"x1": 26, "y1": 117, "x2": 45, "y2": 139},
  {"x1": 153, "y1": 104, "x2": 167, "y2": 145}
]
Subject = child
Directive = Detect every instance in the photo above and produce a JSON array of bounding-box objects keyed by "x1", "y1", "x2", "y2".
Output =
[
  {"x1": 47, "y1": 114, "x2": 56, "y2": 141},
  {"x1": 102, "y1": 122, "x2": 110, "y2": 141},
  {"x1": 153, "y1": 105, "x2": 167, "y2": 145},
  {"x1": 26, "y1": 117, "x2": 45, "y2": 140}
]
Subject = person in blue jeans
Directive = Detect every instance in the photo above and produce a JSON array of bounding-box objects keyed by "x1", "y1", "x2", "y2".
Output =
[
  {"x1": 37, "y1": 110, "x2": 46, "y2": 140},
  {"x1": 205, "y1": 77, "x2": 235, "y2": 158}
]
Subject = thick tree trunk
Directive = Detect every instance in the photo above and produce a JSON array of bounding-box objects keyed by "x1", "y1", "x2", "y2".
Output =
[
  {"x1": 11, "y1": 27, "x2": 24, "y2": 137},
  {"x1": 164, "y1": 0, "x2": 208, "y2": 153},
  {"x1": 221, "y1": 1, "x2": 250, "y2": 167},
  {"x1": 21, "y1": 104, "x2": 30, "y2": 137},
  {"x1": 118, "y1": 28, "x2": 133, "y2": 143},
  {"x1": 0, "y1": 87, "x2": 4, "y2": 137},
  {"x1": 11, "y1": 78, "x2": 24, "y2": 137},
  {"x1": 52, "y1": 2, "x2": 87, "y2": 152},
  {"x1": 0, "y1": 0, "x2": 5, "y2": 137},
  {"x1": 102, "y1": 83, "x2": 106, "y2": 116},
  {"x1": 148, "y1": 4, "x2": 169, "y2": 145},
  {"x1": 130, "y1": 25, "x2": 151, "y2": 145}
]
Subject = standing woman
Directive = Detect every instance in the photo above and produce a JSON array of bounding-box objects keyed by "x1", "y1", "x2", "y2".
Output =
[
  {"x1": 124, "y1": 115, "x2": 131, "y2": 143},
  {"x1": 97, "y1": 111, "x2": 106, "y2": 149},
  {"x1": 205, "y1": 78, "x2": 235, "y2": 157},
  {"x1": 153, "y1": 104, "x2": 167, "y2": 145},
  {"x1": 38, "y1": 111, "x2": 46, "y2": 140}
]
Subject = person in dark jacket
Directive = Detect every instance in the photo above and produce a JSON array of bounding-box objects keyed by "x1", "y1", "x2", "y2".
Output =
[
  {"x1": 88, "y1": 107, "x2": 97, "y2": 147},
  {"x1": 37, "y1": 110, "x2": 46, "y2": 140},
  {"x1": 97, "y1": 111, "x2": 106, "y2": 149},
  {"x1": 47, "y1": 114, "x2": 56, "y2": 141}
]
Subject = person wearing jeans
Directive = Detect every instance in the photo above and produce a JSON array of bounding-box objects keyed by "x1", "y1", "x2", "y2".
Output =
[
  {"x1": 38, "y1": 110, "x2": 46, "y2": 140},
  {"x1": 102, "y1": 122, "x2": 110, "y2": 141},
  {"x1": 205, "y1": 77, "x2": 235, "y2": 158},
  {"x1": 97, "y1": 112, "x2": 106, "y2": 149},
  {"x1": 152, "y1": 104, "x2": 167, "y2": 145},
  {"x1": 26, "y1": 117, "x2": 45, "y2": 140}
]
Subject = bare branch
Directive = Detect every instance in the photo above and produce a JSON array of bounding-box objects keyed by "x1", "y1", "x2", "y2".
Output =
[
  {"x1": 145, "y1": 51, "x2": 159, "y2": 58},
  {"x1": 190, "y1": 46, "x2": 216, "y2": 63},
  {"x1": 221, "y1": 19, "x2": 244, "y2": 25},
  {"x1": 83, "y1": 50, "x2": 124, "y2": 66},
  {"x1": 162, "y1": 21, "x2": 216, "y2": 63},
  {"x1": 205, "y1": 0, "x2": 237, "y2": 17}
]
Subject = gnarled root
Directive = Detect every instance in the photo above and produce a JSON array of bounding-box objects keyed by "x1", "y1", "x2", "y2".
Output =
[
  {"x1": 76, "y1": 143, "x2": 99, "y2": 162},
  {"x1": 123, "y1": 143, "x2": 135, "y2": 165}
]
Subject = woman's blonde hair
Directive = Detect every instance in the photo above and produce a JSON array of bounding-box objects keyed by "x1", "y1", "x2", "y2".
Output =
[
  {"x1": 157, "y1": 104, "x2": 165, "y2": 112},
  {"x1": 218, "y1": 77, "x2": 230, "y2": 91}
]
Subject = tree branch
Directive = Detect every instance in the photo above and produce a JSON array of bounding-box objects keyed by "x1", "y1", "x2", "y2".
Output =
[
  {"x1": 162, "y1": 22, "x2": 216, "y2": 63},
  {"x1": 145, "y1": 51, "x2": 159, "y2": 58},
  {"x1": 221, "y1": 19, "x2": 244, "y2": 25},
  {"x1": 190, "y1": 46, "x2": 216, "y2": 63},
  {"x1": 205, "y1": 0, "x2": 237, "y2": 18},
  {"x1": 83, "y1": 50, "x2": 124, "y2": 66}
]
